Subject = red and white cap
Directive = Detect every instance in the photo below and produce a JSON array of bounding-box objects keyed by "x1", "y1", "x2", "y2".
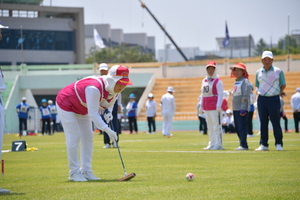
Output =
[
  {"x1": 108, "y1": 65, "x2": 132, "y2": 85},
  {"x1": 206, "y1": 61, "x2": 217, "y2": 68}
]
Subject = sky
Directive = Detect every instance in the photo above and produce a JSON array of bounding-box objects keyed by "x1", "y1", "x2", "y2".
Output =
[{"x1": 41, "y1": 0, "x2": 300, "y2": 52}]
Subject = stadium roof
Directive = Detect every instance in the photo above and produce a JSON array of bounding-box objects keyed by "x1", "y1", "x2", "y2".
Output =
[{"x1": 1, "y1": 0, "x2": 42, "y2": 5}]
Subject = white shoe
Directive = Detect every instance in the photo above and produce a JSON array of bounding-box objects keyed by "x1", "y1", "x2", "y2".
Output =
[
  {"x1": 247, "y1": 134, "x2": 254, "y2": 137},
  {"x1": 276, "y1": 144, "x2": 283, "y2": 151},
  {"x1": 147, "y1": 132, "x2": 151, "y2": 134},
  {"x1": 82, "y1": 171, "x2": 100, "y2": 180},
  {"x1": 103, "y1": 143, "x2": 110, "y2": 148},
  {"x1": 235, "y1": 146, "x2": 249, "y2": 150},
  {"x1": 256, "y1": 132, "x2": 261, "y2": 135},
  {"x1": 69, "y1": 172, "x2": 87, "y2": 182},
  {"x1": 255, "y1": 145, "x2": 269, "y2": 151},
  {"x1": 0, "y1": 187, "x2": 11, "y2": 193},
  {"x1": 203, "y1": 146, "x2": 213, "y2": 150}
]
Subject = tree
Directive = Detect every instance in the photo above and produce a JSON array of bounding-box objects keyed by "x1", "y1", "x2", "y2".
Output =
[
  {"x1": 86, "y1": 45, "x2": 156, "y2": 64},
  {"x1": 254, "y1": 38, "x2": 268, "y2": 56}
]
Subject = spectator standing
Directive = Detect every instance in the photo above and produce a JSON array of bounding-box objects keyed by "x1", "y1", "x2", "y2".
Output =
[
  {"x1": 48, "y1": 100, "x2": 57, "y2": 134},
  {"x1": 199, "y1": 61, "x2": 225, "y2": 150},
  {"x1": 291, "y1": 88, "x2": 300, "y2": 133},
  {"x1": 16, "y1": 97, "x2": 30, "y2": 137},
  {"x1": 40, "y1": 99, "x2": 51, "y2": 135},
  {"x1": 0, "y1": 22, "x2": 11, "y2": 193},
  {"x1": 98, "y1": 63, "x2": 114, "y2": 148},
  {"x1": 255, "y1": 51, "x2": 286, "y2": 151},
  {"x1": 230, "y1": 63, "x2": 252, "y2": 150},
  {"x1": 126, "y1": 93, "x2": 138, "y2": 134},
  {"x1": 145, "y1": 93, "x2": 156, "y2": 134},
  {"x1": 161, "y1": 87, "x2": 176, "y2": 138},
  {"x1": 279, "y1": 92, "x2": 291, "y2": 133}
]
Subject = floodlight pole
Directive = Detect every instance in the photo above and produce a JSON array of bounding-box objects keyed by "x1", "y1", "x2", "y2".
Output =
[{"x1": 138, "y1": 0, "x2": 188, "y2": 61}]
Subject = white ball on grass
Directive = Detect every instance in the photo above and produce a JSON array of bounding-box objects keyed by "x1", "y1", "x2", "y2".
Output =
[{"x1": 186, "y1": 173, "x2": 194, "y2": 181}]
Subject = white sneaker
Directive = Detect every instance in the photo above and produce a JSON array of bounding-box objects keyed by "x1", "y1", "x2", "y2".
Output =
[
  {"x1": 203, "y1": 146, "x2": 213, "y2": 150},
  {"x1": 103, "y1": 143, "x2": 110, "y2": 148},
  {"x1": 82, "y1": 171, "x2": 100, "y2": 180},
  {"x1": 147, "y1": 132, "x2": 151, "y2": 134},
  {"x1": 256, "y1": 131, "x2": 261, "y2": 135},
  {"x1": 247, "y1": 134, "x2": 254, "y2": 137},
  {"x1": 255, "y1": 145, "x2": 269, "y2": 151},
  {"x1": 276, "y1": 144, "x2": 283, "y2": 151},
  {"x1": 69, "y1": 172, "x2": 87, "y2": 182},
  {"x1": 235, "y1": 146, "x2": 249, "y2": 150},
  {"x1": 0, "y1": 187, "x2": 11, "y2": 193}
]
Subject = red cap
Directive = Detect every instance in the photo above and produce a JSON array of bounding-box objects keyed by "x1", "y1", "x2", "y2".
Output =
[
  {"x1": 206, "y1": 61, "x2": 217, "y2": 68},
  {"x1": 230, "y1": 63, "x2": 249, "y2": 79}
]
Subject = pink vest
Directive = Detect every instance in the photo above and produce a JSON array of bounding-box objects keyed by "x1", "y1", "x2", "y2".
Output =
[
  {"x1": 56, "y1": 76, "x2": 114, "y2": 115},
  {"x1": 202, "y1": 78, "x2": 225, "y2": 111}
]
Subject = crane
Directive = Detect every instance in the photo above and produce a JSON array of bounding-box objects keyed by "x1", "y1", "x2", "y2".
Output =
[{"x1": 138, "y1": 0, "x2": 188, "y2": 61}]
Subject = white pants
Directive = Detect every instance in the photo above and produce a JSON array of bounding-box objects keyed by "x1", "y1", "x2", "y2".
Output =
[
  {"x1": 162, "y1": 111, "x2": 173, "y2": 136},
  {"x1": 205, "y1": 110, "x2": 222, "y2": 148},
  {"x1": 0, "y1": 102, "x2": 4, "y2": 160},
  {"x1": 57, "y1": 104, "x2": 94, "y2": 174}
]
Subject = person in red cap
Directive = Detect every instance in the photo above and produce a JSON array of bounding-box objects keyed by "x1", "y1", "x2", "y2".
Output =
[
  {"x1": 230, "y1": 63, "x2": 252, "y2": 150},
  {"x1": 199, "y1": 61, "x2": 226, "y2": 150},
  {"x1": 56, "y1": 65, "x2": 132, "y2": 182}
]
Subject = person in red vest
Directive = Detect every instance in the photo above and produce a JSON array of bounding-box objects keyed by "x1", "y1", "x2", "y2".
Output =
[
  {"x1": 56, "y1": 65, "x2": 132, "y2": 182},
  {"x1": 199, "y1": 61, "x2": 226, "y2": 150}
]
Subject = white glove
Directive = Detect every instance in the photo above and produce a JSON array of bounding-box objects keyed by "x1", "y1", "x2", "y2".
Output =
[
  {"x1": 104, "y1": 128, "x2": 118, "y2": 143},
  {"x1": 104, "y1": 111, "x2": 113, "y2": 123},
  {"x1": 216, "y1": 106, "x2": 222, "y2": 112}
]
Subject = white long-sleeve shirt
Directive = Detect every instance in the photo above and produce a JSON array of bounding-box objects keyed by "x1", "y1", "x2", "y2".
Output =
[
  {"x1": 145, "y1": 100, "x2": 156, "y2": 117},
  {"x1": 160, "y1": 92, "x2": 176, "y2": 116},
  {"x1": 291, "y1": 92, "x2": 300, "y2": 112}
]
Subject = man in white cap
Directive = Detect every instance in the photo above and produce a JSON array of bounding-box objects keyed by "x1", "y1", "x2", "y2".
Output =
[
  {"x1": 160, "y1": 86, "x2": 176, "y2": 137},
  {"x1": 291, "y1": 87, "x2": 300, "y2": 133},
  {"x1": 255, "y1": 51, "x2": 286, "y2": 151},
  {"x1": 98, "y1": 63, "x2": 122, "y2": 148},
  {"x1": 199, "y1": 61, "x2": 225, "y2": 150},
  {"x1": 0, "y1": 21, "x2": 11, "y2": 193},
  {"x1": 145, "y1": 93, "x2": 156, "y2": 134},
  {"x1": 99, "y1": 63, "x2": 108, "y2": 76},
  {"x1": 56, "y1": 65, "x2": 132, "y2": 181},
  {"x1": 16, "y1": 97, "x2": 30, "y2": 137}
]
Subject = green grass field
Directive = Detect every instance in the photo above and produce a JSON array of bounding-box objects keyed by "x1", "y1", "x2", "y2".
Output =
[{"x1": 1, "y1": 130, "x2": 300, "y2": 200}]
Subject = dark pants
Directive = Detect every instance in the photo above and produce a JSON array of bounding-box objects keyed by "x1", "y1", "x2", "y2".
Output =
[
  {"x1": 258, "y1": 95, "x2": 283, "y2": 147},
  {"x1": 293, "y1": 112, "x2": 300, "y2": 133},
  {"x1": 280, "y1": 112, "x2": 289, "y2": 131},
  {"x1": 233, "y1": 111, "x2": 248, "y2": 148},
  {"x1": 147, "y1": 116, "x2": 156, "y2": 133},
  {"x1": 198, "y1": 116, "x2": 207, "y2": 134},
  {"x1": 19, "y1": 117, "x2": 27, "y2": 135},
  {"x1": 128, "y1": 116, "x2": 138, "y2": 133},
  {"x1": 247, "y1": 111, "x2": 254, "y2": 135},
  {"x1": 42, "y1": 118, "x2": 51, "y2": 135},
  {"x1": 222, "y1": 124, "x2": 236, "y2": 133},
  {"x1": 51, "y1": 120, "x2": 57, "y2": 134}
]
